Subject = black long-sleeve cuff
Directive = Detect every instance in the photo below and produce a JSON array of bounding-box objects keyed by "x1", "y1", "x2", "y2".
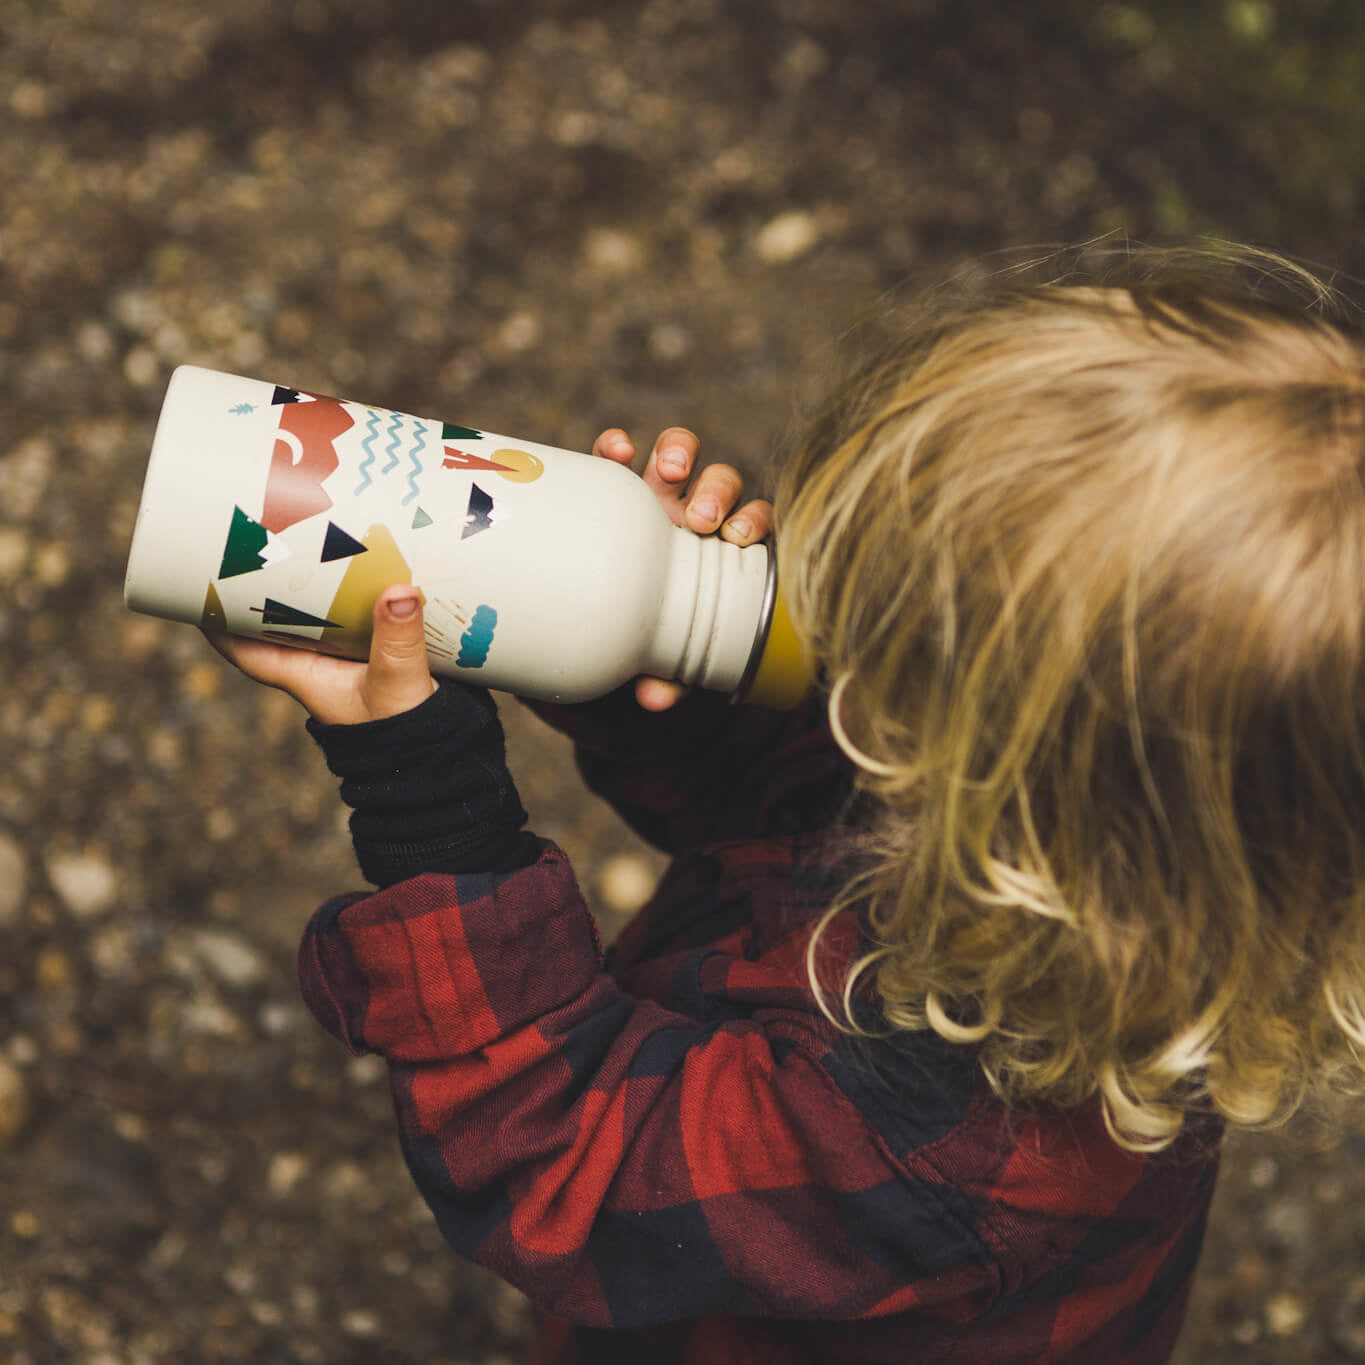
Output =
[{"x1": 306, "y1": 682, "x2": 537, "y2": 887}]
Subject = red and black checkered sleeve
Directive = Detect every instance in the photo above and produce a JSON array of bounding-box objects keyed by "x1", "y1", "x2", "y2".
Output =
[{"x1": 297, "y1": 848, "x2": 999, "y2": 1331}]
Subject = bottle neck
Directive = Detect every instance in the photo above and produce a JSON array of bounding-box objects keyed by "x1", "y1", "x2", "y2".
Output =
[
  {"x1": 644, "y1": 528, "x2": 812, "y2": 707},
  {"x1": 644, "y1": 527, "x2": 767, "y2": 693}
]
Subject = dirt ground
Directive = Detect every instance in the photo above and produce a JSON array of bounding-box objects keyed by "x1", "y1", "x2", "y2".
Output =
[{"x1": 3, "y1": 1, "x2": 1365, "y2": 1360}]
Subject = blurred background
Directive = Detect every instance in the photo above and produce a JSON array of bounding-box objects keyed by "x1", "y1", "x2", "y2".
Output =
[{"x1": 2, "y1": 1, "x2": 1365, "y2": 1361}]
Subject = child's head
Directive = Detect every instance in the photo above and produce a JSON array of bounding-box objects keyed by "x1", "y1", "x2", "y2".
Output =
[{"x1": 777, "y1": 245, "x2": 1365, "y2": 1149}]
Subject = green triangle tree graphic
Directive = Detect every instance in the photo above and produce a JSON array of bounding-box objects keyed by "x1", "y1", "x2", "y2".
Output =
[{"x1": 219, "y1": 505, "x2": 270, "y2": 579}]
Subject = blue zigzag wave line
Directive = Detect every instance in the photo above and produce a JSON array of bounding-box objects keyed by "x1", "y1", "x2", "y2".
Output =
[
  {"x1": 404, "y1": 420, "x2": 428, "y2": 506},
  {"x1": 381, "y1": 413, "x2": 403, "y2": 474},
  {"x1": 354, "y1": 409, "x2": 381, "y2": 495}
]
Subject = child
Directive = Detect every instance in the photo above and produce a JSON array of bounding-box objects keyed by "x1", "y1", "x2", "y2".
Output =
[{"x1": 208, "y1": 244, "x2": 1365, "y2": 1363}]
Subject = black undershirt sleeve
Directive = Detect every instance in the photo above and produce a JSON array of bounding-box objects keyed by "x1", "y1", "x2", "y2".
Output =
[{"x1": 306, "y1": 682, "x2": 540, "y2": 888}]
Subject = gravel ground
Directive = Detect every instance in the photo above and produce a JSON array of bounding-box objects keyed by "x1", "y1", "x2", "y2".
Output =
[{"x1": 3, "y1": 2, "x2": 1365, "y2": 1361}]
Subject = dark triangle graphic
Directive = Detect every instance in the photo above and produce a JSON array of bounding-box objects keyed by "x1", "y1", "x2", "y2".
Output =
[
  {"x1": 462, "y1": 484, "x2": 495, "y2": 539},
  {"x1": 201, "y1": 582, "x2": 227, "y2": 631},
  {"x1": 254, "y1": 598, "x2": 342, "y2": 629},
  {"x1": 442, "y1": 421, "x2": 483, "y2": 440},
  {"x1": 272, "y1": 386, "x2": 301, "y2": 405},
  {"x1": 412, "y1": 507, "x2": 434, "y2": 529},
  {"x1": 320, "y1": 521, "x2": 369, "y2": 562},
  {"x1": 219, "y1": 505, "x2": 270, "y2": 578}
]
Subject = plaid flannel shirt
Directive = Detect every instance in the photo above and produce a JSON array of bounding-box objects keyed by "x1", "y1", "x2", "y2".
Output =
[{"x1": 298, "y1": 689, "x2": 1219, "y2": 1364}]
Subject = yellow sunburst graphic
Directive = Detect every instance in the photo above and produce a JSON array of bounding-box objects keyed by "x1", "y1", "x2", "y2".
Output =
[{"x1": 489, "y1": 448, "x2": 544, "y2": 483}]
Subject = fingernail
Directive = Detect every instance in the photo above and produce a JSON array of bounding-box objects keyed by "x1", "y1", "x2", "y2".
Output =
[
  {"x1": 659, "y1": 447, "x2": 689, "y2": 478},
  {"x1": 691, "y1": 497, "x2": 720, "y2": 525},
  {"x1": 725, "y1": 517, "x2": 753, "y2": 541},
  {"x1": 388, "y1": 594, "x2": 419, "y2": 620}
]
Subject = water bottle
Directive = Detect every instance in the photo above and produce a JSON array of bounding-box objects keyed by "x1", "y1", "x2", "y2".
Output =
[{"x1": 123, "y1": 366, "x2": 809, "y2": 707}]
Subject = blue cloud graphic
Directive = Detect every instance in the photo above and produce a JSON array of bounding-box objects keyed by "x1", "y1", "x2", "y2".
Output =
[{"x1": 456, "y1": 605, "x2": 497, "y2": 669}]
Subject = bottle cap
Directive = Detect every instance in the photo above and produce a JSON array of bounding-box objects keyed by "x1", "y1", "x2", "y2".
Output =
[{"x1": 735, "y1": 550, "x2": 812, "y2": 709}]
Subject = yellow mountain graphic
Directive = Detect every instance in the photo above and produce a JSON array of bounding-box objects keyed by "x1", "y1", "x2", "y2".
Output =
[{"x1": 318, "y1": 523, "x2": 413, "y2": 658}]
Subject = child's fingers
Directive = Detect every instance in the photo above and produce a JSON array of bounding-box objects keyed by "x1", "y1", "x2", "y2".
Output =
[
  {"x1": 643, "y1": 427, "x2": 700, "y2": 508},
  {"x1": 611, "y1": 426, "x2": 765, "y2": 542},
  {"x1": 356, "y1": 587, "x2": 438, "y2": 723},
  {"x1": 634, "y1": 676, "x2": 689, "y2": 711},
  {"x1": 719, "y1": 497, "x2": 774, "y2": 547},
  {"x1": 683, "y1": 462, "x2": 745, "y2": 535},
  {"x1": 202, "y1": 628, "x2": 366, "y2": 720},
  {"x1": 591, "y1": 428, "x2": 635, "y2": 466},
  {"x1": 203, "y1": 629, "x2": 305, "y2": 694}
]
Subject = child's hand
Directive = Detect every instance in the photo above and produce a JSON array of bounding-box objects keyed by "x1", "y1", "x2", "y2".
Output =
[
  {"x1": 590, "y1": 425, "x2": 773, "y2": 711},
  {"x1": 204, "y1": 585, "x2": 438, "y2": 726}
]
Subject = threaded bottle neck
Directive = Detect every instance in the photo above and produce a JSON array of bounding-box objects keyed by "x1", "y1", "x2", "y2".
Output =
[{"x1": 644, "y1": 527, "x2": 769, "y2": 693}]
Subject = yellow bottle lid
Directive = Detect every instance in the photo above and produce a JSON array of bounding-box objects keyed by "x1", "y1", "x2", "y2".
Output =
[{"x1": 736, "y1": 550, "x2": 813, "y2": 709}]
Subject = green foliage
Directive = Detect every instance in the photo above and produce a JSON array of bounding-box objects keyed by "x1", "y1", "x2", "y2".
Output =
[{"x1": 1087, "y1": 1, "x2": 1365, "y2": 235}]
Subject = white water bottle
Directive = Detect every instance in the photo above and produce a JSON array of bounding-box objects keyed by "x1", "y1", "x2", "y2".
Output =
[{"x1": 123, "y1": 366, "x2": 810, "y2": 707}]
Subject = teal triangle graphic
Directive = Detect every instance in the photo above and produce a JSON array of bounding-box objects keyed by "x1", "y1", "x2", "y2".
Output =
[
  {"x1": 441, "y1": 422, "x2": 482, "y2": 441},
  {"x1": 411, "y1": 507, "x2": 434, "y2": 529},
  {"x1": 321, "y1": 521, "x2": 368, "y2": 562},
  {"x1": 255, "y1": 598, "x2": 342, "y2": 629},
  {"x1": 219, "y1": 505, "x2": 269, "y2": 578}
]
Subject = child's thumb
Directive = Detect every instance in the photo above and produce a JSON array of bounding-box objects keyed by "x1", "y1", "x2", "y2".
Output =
[{"x1": 361, "y1": 586, "x2": 436, "y2": 720}]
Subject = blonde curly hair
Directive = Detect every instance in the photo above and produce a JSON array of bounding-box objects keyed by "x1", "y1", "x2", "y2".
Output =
[{"x1": 777, "y1": 245, "x2": 1365, "y2": 1152}]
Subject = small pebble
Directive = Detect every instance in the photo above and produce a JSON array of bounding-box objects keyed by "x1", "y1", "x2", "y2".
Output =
[
  {"x1": 755, "y1": 209, "x2": 820, "y2": 264},
  {"x1": 223, "y1": 1263, "x2": 258, "y2": 1296},
  {"x1": 250, "y1": 1300, "x2": 284, "y2": 1327},
  {"x1": 10, "y1": 78, "x2": 51, "y2": 119},
  {"x1": 598, "y1": 852, "x2": 657, "y2": 914},
  {"x1": 583, "y1": 227, "x2": 643, "y2": 274},
  {"x1": 1266, "y1": 1291, "x2": 1307, "y2": 1336},
  {"x1": 347, "y1": 1054, "x2": 386, "y2": 1087},
  {"x1": 123, "y1": 345, "x2": 160, "y2": 387},
  {"x1": 496, "y1": 312, "x2": 542, "y2": 353},
  {"x1": 648, "y1": 321, "x2": 692, "y2": 361},
  {"x1": 182, "y1": 661, "x2": 223, "y2": 700},
  {"x1": 341, "y1": 1309, "x2": 382, "y2": 1338},
  {"x1": 45, "y1": 848, "x2": 118, "y2": 919},
  {"x1": 8, "y1": 1035, "x2": 38, "y2": 1065},
  {"x1": 190, "y1": 928, "x2": 267, "y2": 989},
  {"x1": 258, "y1": 1000, "x2": 304, "y2": 1037},
  {"x1": 268, "y1": 1151, "x2": 310, "y2": 1197},
  {"x1": 179, "y1": 995, "x2": 244, "y2": 1039},
  {"x1": 205, "y1": 807, "x2": 239, "y2": 842},
  {"x1": 32, "y1": 543, "x2": 70, "y2": 588},
  {"x1": 113, "y1": 1112, "x2": 148, "y2": 1143},
  {"x1": 324, "y1": 1160, "x2": 367, "y2": 1200}
]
